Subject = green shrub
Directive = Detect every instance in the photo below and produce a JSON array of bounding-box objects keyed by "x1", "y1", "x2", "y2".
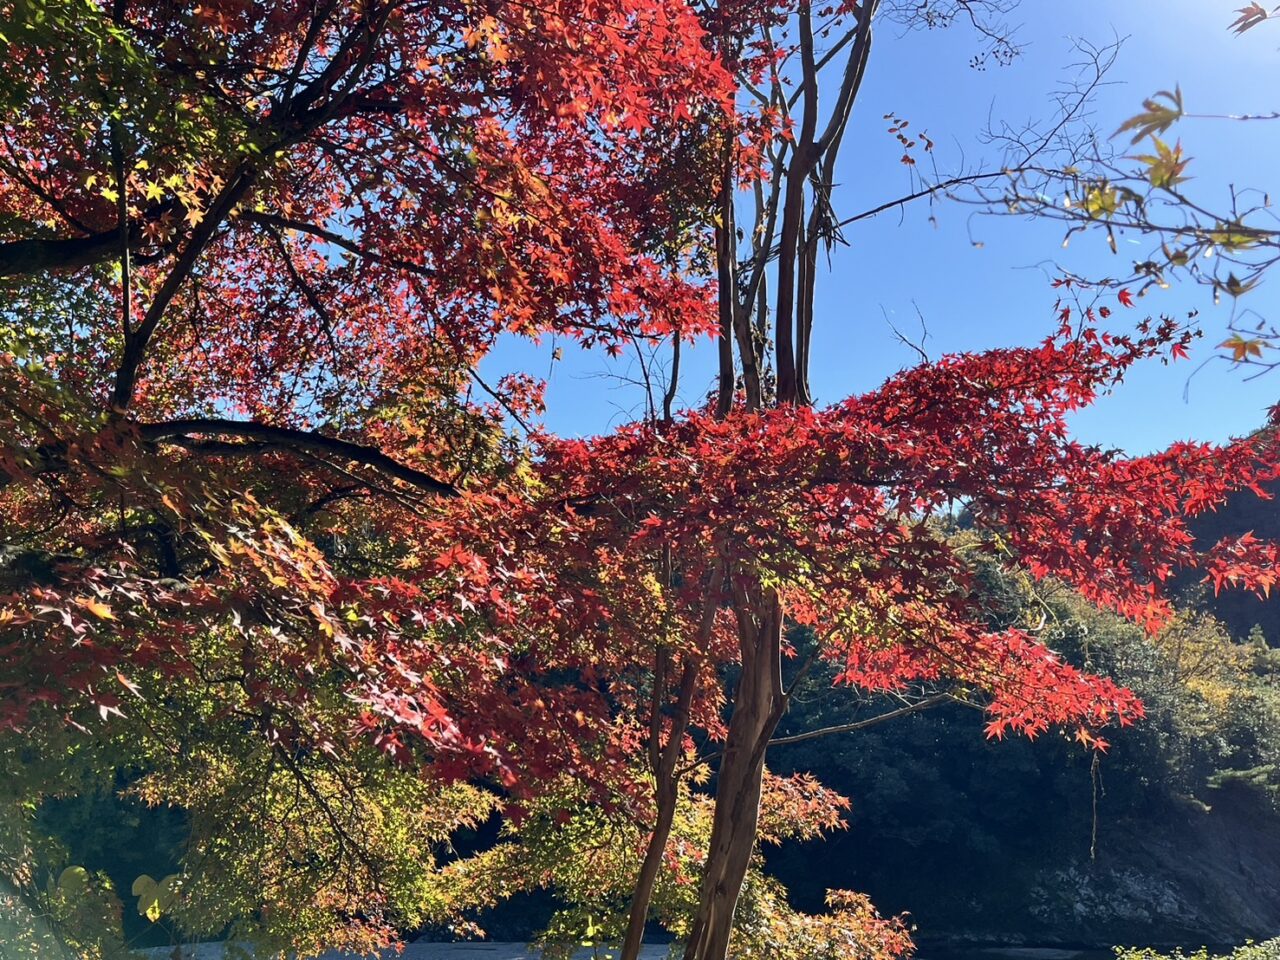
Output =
[{"x1": 1115, "y1": 939, "x2": 1280, "y2": 960}]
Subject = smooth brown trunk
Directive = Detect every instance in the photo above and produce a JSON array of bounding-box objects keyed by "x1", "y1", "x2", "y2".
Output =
[
  {"x1": 622, "y1": 561, "x2": 725, "y2": 960},
  {"x1": 682, "y1": 587, "x2": 785, "y2": 960},
  {"x1": 715, "y1": 150, "x2": 740, "y2": 418},
  {"x1": 620, "y1": 773, "x2": 679, "y2": 960}
]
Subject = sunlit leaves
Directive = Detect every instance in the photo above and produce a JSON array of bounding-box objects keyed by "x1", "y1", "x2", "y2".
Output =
[
  {"x1": 1114, "y1": 86, "x2": 1184, "y2": 144},
  {"x1": 1081, "y1": 182, "x2": 1120, "y2": 219},
  {"x1": 999, "y1": 23, "x2": 1280, "y2": 333},
  {"x1": 57, "y1": 866, "x2": 90, "y2": 897},
  {"x1": 131, "y1": 873, "x2": 179, "y2": 923},
  {"x1": 5, "y1": 5, "x2": 1280, "y2": 958},
  {"x1": 74, "y1": 597, "x2": 116, "y2": 620},
  {"x1": 464, "y1": 773, "x2": 906, "y2": 960},
  {"x1": 1, "y1": 0, "x2": 731, "y2": 423},
  {"x1": 1133, "y1": 137, "x2": 1191, "y2": 189},
  {"x1": 1208, "y1": 221, "x2": 1259, "y2": 251},
  {"x1": 358, "y1": 316, "x2": 1280, "y2": 806},
  {"x1": 1220, "y1": 334, "x2": 1267, "y2": 362}
]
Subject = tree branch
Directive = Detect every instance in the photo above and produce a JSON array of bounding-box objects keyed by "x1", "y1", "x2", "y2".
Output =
[
  {"x1": 242, "y1": 210, "x2": 437, "y2": 278},
  {"x1": 0, "y1": 230, "x2": 133, "y2": 278},
  {"x1": 111, "y1": 169, "x2": 256, "y2": 411},
  {"x1": 766, "y1": 693, "x2": 972, "y2": 748},
  {"x1": 138, "y1": 418, "x2": 457, "y2": 496}
]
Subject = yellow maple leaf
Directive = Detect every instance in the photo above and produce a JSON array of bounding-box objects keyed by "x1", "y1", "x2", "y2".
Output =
[
  {"x1": 1219, "y1": 334, "x2": 1266, "y2": 362},
  {"x1": 77, "y1": 597, "x2": 116, "y2": 620}
]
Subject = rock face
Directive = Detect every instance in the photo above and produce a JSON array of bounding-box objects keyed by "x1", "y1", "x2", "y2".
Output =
[
  {"x1": 764, "y1": 715, "x2": 1280, "y2": 950},
  {"x1": 935, "y1": 789, "x2": 1280, "y2": 948}
]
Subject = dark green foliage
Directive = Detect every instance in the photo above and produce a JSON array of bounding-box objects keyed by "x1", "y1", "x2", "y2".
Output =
[{"x1": 764, "y1": 543, "x2": 1280, "y2": 943}]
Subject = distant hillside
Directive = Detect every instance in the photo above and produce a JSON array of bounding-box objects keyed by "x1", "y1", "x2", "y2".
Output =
[
  {"x1": 761, "y1": 520, "x2": 1280, "y2": 949},
  {"x1": 767, "y1": 723, "x2": 1280, "y2": 948}
]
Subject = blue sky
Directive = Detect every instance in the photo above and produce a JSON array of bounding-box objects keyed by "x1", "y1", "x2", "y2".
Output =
[{"x1": 484, "y1": 0, "x2": 1280, "y2": 455}]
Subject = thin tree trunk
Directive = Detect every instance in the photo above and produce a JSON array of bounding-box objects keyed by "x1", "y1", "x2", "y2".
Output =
[
  {"x1": 773, "y1": 155, "x2": 813, "y2": 407},
  {"x1": 682, "y1": 584, "x2": 785, "y2": 960},
  {"x1": 620, "y1": 769, "x2": 680, "y2": 960},
  {"x1": 621, "y1": 559, "x2": 726, "y2": 960},
  {"x1": 678, "y1": 5, "x2": 880, "y2": 957},
  {"x1": 796, "y1": 205, "x2": 817, "y2": 406},
  {"x1": 715, "y1": 188, "x2": 739, "y2": 418},
  {"x1": 621, "y1": 658, "x2": 691, "y2": 960}
]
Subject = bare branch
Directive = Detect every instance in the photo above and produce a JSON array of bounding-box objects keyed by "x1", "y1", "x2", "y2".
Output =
[
  {"x1": 138, "y1": 418, "x2": 458, "y2": 496},
  {"x1": 766, "y1": 693, "x2": 976, "y2": 748}
]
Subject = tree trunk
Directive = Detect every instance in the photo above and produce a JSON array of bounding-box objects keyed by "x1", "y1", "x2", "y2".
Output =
[
  {"x1": 621, "y1": 557, "x2": 723, "y2": 960},
  {"x1": 682, "y1": 585, "x2": 785, "y2": 960},
  {"x1": 621, "y1": 657, "x2": 695, "y2": 960},
  {"x1": 620, "y1": 770, "x2": 679, "y2": 960}
]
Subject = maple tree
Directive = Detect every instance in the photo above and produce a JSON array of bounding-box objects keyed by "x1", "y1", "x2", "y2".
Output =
[
  {"x1": 522, "y1": 1, "x2": 1280, "y2": 954},
  {"x1": 403, "y1": 312, "x2": 1278, "y2": 960},
  {"x1": 439, "y1": 769, "x2": 909, "y2": 960},
  {"x1": 0, "y1": 0, "x2": 733, "y2": 721},
  {"x1": 0, "y1": 0, "x2": 734, "y2": 953},
  {"x1": 3, "y1": 2, "x2": 1280, "y2": 959}
]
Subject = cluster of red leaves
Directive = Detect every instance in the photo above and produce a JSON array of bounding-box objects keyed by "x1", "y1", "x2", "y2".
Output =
[
  {"x1": 2, "y1": 0, "x2": 735, "y2": 424},
  {"x1": 336, "y1": 319, "x2": 1280, "y2": 786},
  {"x1": 16, "y1": 4, "x2": 1278, "y2": 955},
  {"x1": 4, "y1": 3, "x2": 1279, "y2": 833},
  {"x1": 0, "y1": 0, "x2": 742, "y2": 753},
  {"x1": 5, "y1": 316, "x2": 1277, "y2": 793}
]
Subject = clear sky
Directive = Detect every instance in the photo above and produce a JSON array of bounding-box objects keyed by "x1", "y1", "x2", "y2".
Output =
[{"x1": 483, "y1": 0, "x2": 1280, "y2": 455}]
